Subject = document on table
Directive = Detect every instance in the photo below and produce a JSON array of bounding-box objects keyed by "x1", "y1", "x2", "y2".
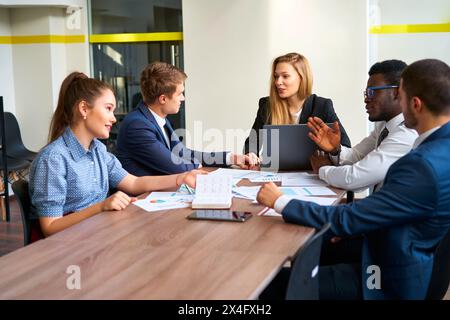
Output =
[
  {"x1": 248, "y1": 172, "x2": 281, "y2": 183},
  {"x1": 280, "y1": 187, "x2": 336, "y2": 196},
  {"x1": 210, "y1": 168, "x2": 281, "y2": 183},
  {"x1": 233, "y1": 186, "x2": 261, "y2": 200},
  {"x1": 210, "y1": 168, "x2": 259, "y2": 179},
  {"x1": 280, "y1": 172, "x2": 328, "y2": 187},
  {"x1": 133, "y1": 192, "x2": 195, "y2": 212},
  {"x1": 258, "y1": 196, "x2": 337, "y2": 217}
]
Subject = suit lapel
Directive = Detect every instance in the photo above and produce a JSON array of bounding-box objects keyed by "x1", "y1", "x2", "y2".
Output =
[
  {"x1": 298, "y1": 94, "x2": 314, "y2": 124},
  {"x1": 138, "y1": 102, "x2": 171, "y2": 149}
]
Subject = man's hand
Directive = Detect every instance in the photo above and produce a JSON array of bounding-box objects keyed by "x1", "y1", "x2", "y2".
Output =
[
  {"x1": 231, "y1": 152, "x2": 261, "y2": 169},
  {"x1": 102, "y1": 191, "x2": 137, "y2": 211},
  {"x1": 178, "y1": 169, "x2": 208, "y2": 188},
  {"x1": 307, "y1": 117, "x2": 341, "y2": 153},
  {"x1": 310, "y1": 150, "x2": 333, "y2": 174},
  {"x1": 256, "y1": 182, "x2": 283, "y2": 208}
]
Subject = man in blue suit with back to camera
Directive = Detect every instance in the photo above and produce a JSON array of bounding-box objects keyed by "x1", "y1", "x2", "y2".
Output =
[
  {"x1": 257, "y1": 59, "x2": 450, "y2": 299},
  {"x1": 117, "y1": 61, "x2": 259, "y2": 176}
]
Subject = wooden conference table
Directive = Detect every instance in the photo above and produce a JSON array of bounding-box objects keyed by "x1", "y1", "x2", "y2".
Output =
[{"x1": 0, "y1": 170, "x2": 345, "y2": 299}]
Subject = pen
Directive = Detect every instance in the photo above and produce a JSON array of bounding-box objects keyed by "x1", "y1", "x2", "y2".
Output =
[{"x1": 186, "y1": 185, "x2": 195, "y2": 195}]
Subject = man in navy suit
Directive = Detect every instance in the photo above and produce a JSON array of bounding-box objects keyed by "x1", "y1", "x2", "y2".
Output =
[
  {"x1": 257, "y1": 59, "x2": 450, "y2": 299},
  {"x1": 117, "y1": 62, "x2": 259, "y2": 176}
]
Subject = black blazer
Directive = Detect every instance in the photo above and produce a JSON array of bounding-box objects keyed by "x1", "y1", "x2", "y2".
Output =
[{"x1": 243, "y1": 94, "x2": 351, "y2": 155}]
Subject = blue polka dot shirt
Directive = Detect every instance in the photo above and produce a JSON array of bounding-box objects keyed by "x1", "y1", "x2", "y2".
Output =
[{"x1": 29, "y1": 127, "x2": 128, "y2": 217}]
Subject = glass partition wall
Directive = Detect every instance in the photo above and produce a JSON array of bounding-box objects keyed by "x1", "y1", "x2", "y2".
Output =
[{"x1": 89, "y1": 0, "x2": 184, "y2": 152}]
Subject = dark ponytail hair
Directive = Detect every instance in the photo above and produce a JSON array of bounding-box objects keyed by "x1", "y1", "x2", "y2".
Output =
[{"x1": 48, "y1": 72, "x2": 113, "y2": 143}]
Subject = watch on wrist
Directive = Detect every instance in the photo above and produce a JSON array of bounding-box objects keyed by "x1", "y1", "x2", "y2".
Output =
[{"x1": 329, "y1": 146, "x2": 341, "y2": 156}]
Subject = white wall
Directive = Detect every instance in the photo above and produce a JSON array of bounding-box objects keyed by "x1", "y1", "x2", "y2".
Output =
[
  {"x1": 0, "y1": 8, "x2": 16, "y2": 113},
  {"x1": 369, "y1": 0, "x2": 450, "y2": 65},
  {"x1": 4, "y1": 1, "x2": 89, "y2": 151},
  {"x1": 182, "y1": 0, "x2": 368, "y2": 153},
  {"x1": 182, "y1": 0, "x2": 272, "y2": 152}
]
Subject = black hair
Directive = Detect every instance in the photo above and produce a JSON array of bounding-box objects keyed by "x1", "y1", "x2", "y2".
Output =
[
  {"x1": 402, "y1": 59, "x2": 450, "y2": 115},
  {"x1": 368, "y1": 59, "x2": 408, "y2": 85}
]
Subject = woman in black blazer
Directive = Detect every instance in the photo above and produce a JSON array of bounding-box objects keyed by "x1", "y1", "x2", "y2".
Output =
[{"x1": 244, "y1": 53, "x2": 351, "y2": 155}]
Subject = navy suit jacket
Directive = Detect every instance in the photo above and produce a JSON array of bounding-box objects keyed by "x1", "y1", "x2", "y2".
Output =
[
  {"x1": 116, "y1": 102, "x2": 228, "y2": 176},
  {"x1": 281, "y1": 122, "x2": 450, "y2": 299}
]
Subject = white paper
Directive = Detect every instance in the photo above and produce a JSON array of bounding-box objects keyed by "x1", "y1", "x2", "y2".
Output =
[
  {"x1": 232, "y1": 186, "x2": 261, "y2": 200},
  {"x1": 248, "y1": 174, "x2": 281, "y2": 183},
  {"x1": 280, "y1": 172, "x2": 328, "y2": 187},
  {"x1": 133, "y1": 192, "x2": 194, "y2": 212},
  {"x1": 279, "y1": 186, "x2": 336, "y2": 197},
  {"x1": 209, "y1": 168, "x2": 261, "y2": 179}
]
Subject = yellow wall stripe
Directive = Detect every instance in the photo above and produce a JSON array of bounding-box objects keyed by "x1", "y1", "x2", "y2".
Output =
[
  {"x1": 370, "y1": 23, "x2": 450, "y2": 34},
  {"x1": 89, "y1": 32, "x2": 183, "y2": 43},
  {"x1": 0, "y1": 35, "x2": 85, "y2": 44}
]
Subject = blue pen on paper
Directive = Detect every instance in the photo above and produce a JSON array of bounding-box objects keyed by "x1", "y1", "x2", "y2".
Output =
[
  {"x1": 186, "y1": 185, "x2": 195, "y2": 195},
  {"x1": 302, "y1": 187, "x2": 313, "y2": 196}
]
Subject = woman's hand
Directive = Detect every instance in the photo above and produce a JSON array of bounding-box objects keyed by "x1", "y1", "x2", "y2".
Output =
[{"x1": 102, "y1": 191, "x2": 137, "y2": 211}]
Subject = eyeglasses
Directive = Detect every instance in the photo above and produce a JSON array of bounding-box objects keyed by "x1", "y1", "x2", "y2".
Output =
[{"x1": 364, "y1": 85, "x2": 399, "y2": 100}]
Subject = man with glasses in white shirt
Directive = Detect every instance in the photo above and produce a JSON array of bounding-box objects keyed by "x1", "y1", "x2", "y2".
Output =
[{"x1": 307, "y1": 60, "x2": 417, "y2": 192}]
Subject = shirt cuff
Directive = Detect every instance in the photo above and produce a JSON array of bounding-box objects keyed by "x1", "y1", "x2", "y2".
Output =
[
  {"x1": 318, "y1": 166, "x2": 330, "y2": 181},
  {"x1": 226, "y1": 152, "x2": 232, "y2": 166},
  {"x1": 329, "y1": 154, "x2": 340, "y2": 165},
  {"x1": 274, "y1": 195, "x2": 292, "y2": 213}
]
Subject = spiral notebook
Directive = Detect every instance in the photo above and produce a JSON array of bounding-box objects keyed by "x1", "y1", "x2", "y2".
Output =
[{"x1": 191, "y1": 175, "x2": 233, "y2": 209}]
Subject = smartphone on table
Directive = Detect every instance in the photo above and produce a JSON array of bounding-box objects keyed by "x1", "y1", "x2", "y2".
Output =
[{"x1": 187, "y1": 210, "x2": 252, "y2": 222}]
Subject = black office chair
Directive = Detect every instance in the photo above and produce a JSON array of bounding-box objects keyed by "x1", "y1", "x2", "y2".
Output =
[
  {"x1": 11, "y1": 179, "x2": 32, "y2": 246},
  {"x1": 285, "y1": 223, "x2": 331, "y2": 299},
  {"x1": 3, "y1": 112, "x2": 37, "y2": 162},
  {"x1": 426, "y1": 228, "x2": 450, "y2": 300},
  {"x1": 258, "y1": 223, "x2": 331, "y2": 300}
]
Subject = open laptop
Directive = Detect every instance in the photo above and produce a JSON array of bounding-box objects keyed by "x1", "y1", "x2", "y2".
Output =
[{"x1": 260, "y1": 124, "x2": 329, "y2": 171}]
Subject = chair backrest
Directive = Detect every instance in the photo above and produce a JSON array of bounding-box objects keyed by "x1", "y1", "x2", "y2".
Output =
[
  {"x1": 426, "y1": 227, "x2": 450, "y2": 300},
  {"x1": 3, "y1": 112, "x2": 26, "y2": 155},
  {"x1": 286, "y1": 223, "x2": 331, "y2": 300},
  {"x1": 11, "y1": 179, "x2": 32, "y2": 246}
]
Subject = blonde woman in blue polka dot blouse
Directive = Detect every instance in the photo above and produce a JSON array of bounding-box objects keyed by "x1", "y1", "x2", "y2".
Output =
[{"x1": 29, "y1": 72, "x2": 203, "y2": 238}]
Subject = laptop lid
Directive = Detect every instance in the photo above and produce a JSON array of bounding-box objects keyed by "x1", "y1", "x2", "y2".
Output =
[{"x1": 261, "y1": 124, "x2": 328, "y2": 171}]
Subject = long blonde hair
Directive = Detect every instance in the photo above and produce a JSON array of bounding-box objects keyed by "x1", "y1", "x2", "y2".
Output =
[{"x1": 268, "y1": 53, "x2": 313, "y2": 124}]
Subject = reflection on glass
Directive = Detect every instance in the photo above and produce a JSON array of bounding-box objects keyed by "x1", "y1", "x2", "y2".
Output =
[
  {"x1": 90, "y1": 0, "x2": 184, "y2": 153},
  {"x1": 92, "y1": 41, "x2": 185, "y2": 152},
  {"x1": 91, "y1": 0, "x2": 182, "y2": 34}
]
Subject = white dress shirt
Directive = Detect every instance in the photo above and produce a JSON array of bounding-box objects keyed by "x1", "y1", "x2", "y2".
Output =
[
  {"x1": 318, "y1": 113, "x2": 418, "y2": 191},
  {"x1": 149, "y1": 108, "x2": 171, "y2": 148},
  {"x1": 413, "y1": 126, "x2": 441, "y2": 149}
]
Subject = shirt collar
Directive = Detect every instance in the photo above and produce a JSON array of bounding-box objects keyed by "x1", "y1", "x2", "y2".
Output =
[
  {"x1": 148, "y1": 107, "x2": 167, "y2": 128},
  {"x1": 385, "y1": 113, "x2": 405, "y2": 132},
  {"x1": 413, "y1": 126, "x2": 441, "y2": 149},
  {"x1": 62, "y1": 127, "x2": 99, "y2": 161}
]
